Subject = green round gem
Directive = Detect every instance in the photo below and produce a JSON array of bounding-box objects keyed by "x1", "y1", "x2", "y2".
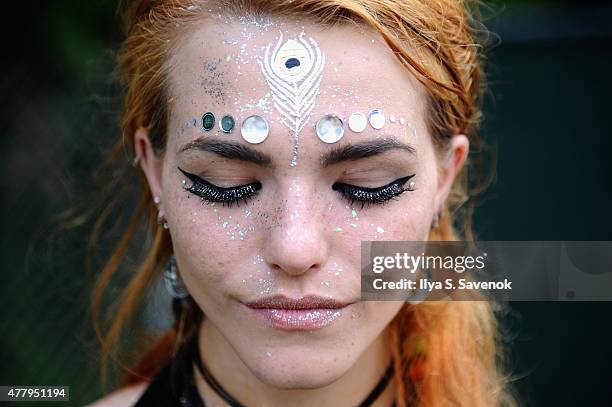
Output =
[
  {"x1": 202, "y1": 112, "x2": 215, "y2": 131},
  {"x1": 220, "y1": 115, "x2": 235, "y2": 133}
]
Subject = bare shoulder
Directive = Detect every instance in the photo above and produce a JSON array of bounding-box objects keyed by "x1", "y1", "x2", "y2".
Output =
[{"x1": 85, "y1": 382, "x2": 149, "y2": 407}]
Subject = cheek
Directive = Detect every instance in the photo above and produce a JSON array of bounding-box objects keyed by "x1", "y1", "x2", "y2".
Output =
[
  {"x1": 360, "y1": 300, "x2": 405, "y2": 332},
  {"x1": 327, "y1": 193, "x2": 433, "y2": 244},
  {"x1": 165, "y1": 189, "x2": 292, "y2": 306},
  {"x1": 166, "y1": 195, "x2": 259, "y2": 281}
]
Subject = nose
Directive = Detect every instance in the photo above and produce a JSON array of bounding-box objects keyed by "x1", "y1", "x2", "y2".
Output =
[{"x1": 263, "y1": 181, "x2": 330, "y2": 277}]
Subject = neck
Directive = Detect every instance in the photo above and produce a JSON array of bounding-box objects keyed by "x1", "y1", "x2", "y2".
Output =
[{"x1": 193, "y1": 319, "x2": 395, "y2": 407}]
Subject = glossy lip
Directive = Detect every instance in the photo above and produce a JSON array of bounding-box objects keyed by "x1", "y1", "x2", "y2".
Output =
[{"x1": 244, "y1": 295, "x2": 352, "y2": 331}]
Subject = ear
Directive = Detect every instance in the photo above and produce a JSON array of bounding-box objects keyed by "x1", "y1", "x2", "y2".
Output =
[
  {"x1": 134, "y1": 126, "x2": 164, "y2": 199},
  {"x1": 434, "y1": 134, "x2": 469, "y2": 212}
]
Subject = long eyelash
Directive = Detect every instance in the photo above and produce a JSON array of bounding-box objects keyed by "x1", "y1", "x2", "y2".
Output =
[
  {"x1": 178, "y1": 167, "x2": 261, "y2": 206},
  {"x1": 332, "y1": 174, "x2": 416, "y2": 209}
]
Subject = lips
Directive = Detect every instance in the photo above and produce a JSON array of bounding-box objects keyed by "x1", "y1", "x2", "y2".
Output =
[{"x1": 244, "y1": 295, "x2": 350, "y2": 331}]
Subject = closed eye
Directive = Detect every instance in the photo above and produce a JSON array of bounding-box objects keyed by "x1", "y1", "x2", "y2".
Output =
[
  {"x1": 178, "y1": 167, "x2": 261, "y2": 207},
  {"x1": 332, "y1": 174, "x2": 416, "y2": 209},
  {"x1": 179, "y1": 167, "x2": 415, "y2": 210}
]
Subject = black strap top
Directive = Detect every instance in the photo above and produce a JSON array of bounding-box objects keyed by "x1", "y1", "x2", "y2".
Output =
[{"x1": 133, "y1": 334, "x2": 202, "y2": 407}]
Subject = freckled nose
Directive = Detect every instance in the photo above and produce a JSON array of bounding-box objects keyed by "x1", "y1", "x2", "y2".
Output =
[{"x1": 263, "y1": 185, "x2": 329, "y2": 277}]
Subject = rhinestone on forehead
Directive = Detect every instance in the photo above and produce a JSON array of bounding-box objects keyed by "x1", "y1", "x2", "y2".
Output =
[
  {"x1": 241, "y1": 115, "x2": 270, "y2": 144},
  {"x1": 348, "y1": 112, "x2": 367, "y2": 133},
  {"x1": 316, "y1": 114, "x2": 344, "y2": 144}
]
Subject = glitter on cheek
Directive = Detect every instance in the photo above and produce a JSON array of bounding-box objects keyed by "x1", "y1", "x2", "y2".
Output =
[
  {"x1": 237, "y1": 253, "x2": 278, "y2": 296},
  {"x1": 199, "y1": 203, "x2": 257, "y2": 241},
  {"x1": 331, "y1": 261, "x2": 343, "y2": 277},
  {"x1": 321, "y1": 260, "x2": 345, "y2": 290},
  {"x1": 256, "y1": 276, "x2": 275, "y2": 294},
  {"x1": 339, "y1": 206, "x2": 361, "y2": 230},
  {"x1": 252, "y1": 254, "x2": 265, "y2": 265},
  {"x1": 241, "y1": 269, "x2": 276, "y2": 296}
]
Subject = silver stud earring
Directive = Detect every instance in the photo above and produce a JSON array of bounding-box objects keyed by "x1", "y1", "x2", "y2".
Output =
[
  {"x1": 163, "y1": 255, "x2": 190, "y2": 299},
  {"x1": 153, "y1": 196, "x2": 169, "y2": 230}
]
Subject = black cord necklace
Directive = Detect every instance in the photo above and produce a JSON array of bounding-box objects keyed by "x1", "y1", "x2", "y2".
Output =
[{"x1": 187, "y1": 333, "x2": 396, "y2": 407}]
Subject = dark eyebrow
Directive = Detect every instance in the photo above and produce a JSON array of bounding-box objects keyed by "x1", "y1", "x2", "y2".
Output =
[
  {"x1": 322, "y1": 138, "x2": 417, "y2": 167},
  {"x1": 179, "y1": 137, "x2": 415, "y2": 168},
  {"x1": 179, "y1": 137, "x2": 272, "y2": 167}
]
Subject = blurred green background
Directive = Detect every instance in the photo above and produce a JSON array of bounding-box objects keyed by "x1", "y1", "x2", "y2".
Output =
[{"x1": 1, "y1": 0, "x2": 611, "y2": 405}]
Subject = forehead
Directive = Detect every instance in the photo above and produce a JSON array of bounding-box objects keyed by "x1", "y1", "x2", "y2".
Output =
[{"x1": 167, "y1": 14, "x2": 427, "y2": 155}]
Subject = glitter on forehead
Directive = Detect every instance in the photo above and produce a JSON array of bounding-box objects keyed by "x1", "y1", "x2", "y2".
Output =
[
  {"x1": 200, "y1": 58, "x2": 228, "y2": 105},
  {"x1": 321, "y1": 84, "x2": 360, "y2": 110},
  {"x1": 236, "y1": 92, "x2": 273, "y2": 113},
  {"x1": 223, "y1": 36, "x2": 238, "y2": 45}
]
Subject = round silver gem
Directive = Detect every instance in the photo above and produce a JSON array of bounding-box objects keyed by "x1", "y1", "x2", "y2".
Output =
[
  {"x1": 368, "y1": 109, "x2": 385, "y2": 129},
  {"x1": 348, "y1": 112, "x2": 367, "y2": 133},
  {"x1": 315, "y1": 114, "x2": 344, "y2": 144},
  {"x1": 389, "y1": 114, "x2": 396, "y2": 123},
  {"x1": 240, "y1": 115, "x2": 269, "y2": 144}
]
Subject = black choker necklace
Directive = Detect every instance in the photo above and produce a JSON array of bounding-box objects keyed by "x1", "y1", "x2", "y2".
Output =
[{"x1": 187, "y1": 334, "x2": 396, "y2": 407}]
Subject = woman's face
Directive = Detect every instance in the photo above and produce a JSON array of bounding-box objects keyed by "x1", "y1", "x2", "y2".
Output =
[{"x1": 138, "y1": 15, "x2": 465, "y2": 388}]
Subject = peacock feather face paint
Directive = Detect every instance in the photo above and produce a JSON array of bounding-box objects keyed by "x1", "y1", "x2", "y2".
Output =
[{"x1": 259, "y1": 31, "x2": 325, "y2": 166}]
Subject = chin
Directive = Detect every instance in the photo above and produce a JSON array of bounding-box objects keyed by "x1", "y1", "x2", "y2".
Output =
[{"x1": 243, "y1": 349, "x2": 354, "y2": 389}]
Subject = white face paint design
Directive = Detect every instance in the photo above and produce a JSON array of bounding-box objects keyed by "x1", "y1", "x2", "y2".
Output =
[{"x1": 259, "y1": 31, "x2": 325, "y2": 166}]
